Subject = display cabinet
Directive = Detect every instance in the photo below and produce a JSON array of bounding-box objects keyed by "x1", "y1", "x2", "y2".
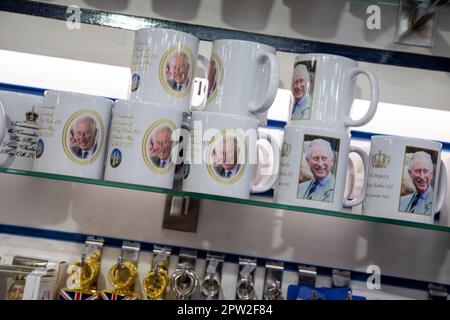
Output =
[{"x1": 0, "y1": 0, "x2": 449, "y2": 300}]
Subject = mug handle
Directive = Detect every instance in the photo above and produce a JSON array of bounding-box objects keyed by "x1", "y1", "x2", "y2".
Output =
[
  {"x1": 0, "y1": 101, "x2": 6, "y2": 144},
  {"x1": 248, "y1": 52, "x2": 280, "y2": 115},
  {"x1": 344, "y1": 146, "x2": 369, "y2": 208},
  {"x1": 191, "y1": 54, "x2": 210, "y2": 111},
  {"x1": 343, "y1": 67, "x2": 379, "y2": 128},
  {"x1": 433, "y1": 161, "x2": 447, "y2": 215},
  {"x1": 344, "y1": 156, "x2": 355, "y2": 200},
  {"x1": 250, "y1": 132, "x2": 280, "y2": 193}
]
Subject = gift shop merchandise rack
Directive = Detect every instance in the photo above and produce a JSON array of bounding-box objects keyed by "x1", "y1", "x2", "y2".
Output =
[{"x1": 0, "y1": 0, "x2": 449, "y2": 300}]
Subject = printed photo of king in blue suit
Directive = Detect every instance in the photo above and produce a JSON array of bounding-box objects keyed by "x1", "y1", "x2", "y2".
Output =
[
  {"x1": 398, "y1": 148, "x2": 437, "y2": 215},
  {"x1": 297, "y1": 136, "x2": 339, "y2": 203}
]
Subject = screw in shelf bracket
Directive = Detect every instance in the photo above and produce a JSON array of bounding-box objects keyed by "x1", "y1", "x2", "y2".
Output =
[
  {"x1": 236, "y1": 258, "x2": 257, "y2": 300},
  {"x1": 168, "y1": 249, "x2": 199, "y2": 300},
  {"x1": 152, "y1": 245, "x2": 172, "y2": 263},
  {"x1": 395, "y1": 0, "x2": 449, "y2": 47},
  {"x1": 263, "y1": 261, "x2": 284, "y2": 300},
  {"x1": 298, "y1": 265, "x2": 317, "y2": 287},
  {"x1": 201, "y1": 253, "x2": 225, "y2": 300},
  {"x1": 118, "y1": 241, "x2": 141, "y2": 266},
  {"x1": 428, "y1": 283, "x2": 448, "y2": 300},
  {"x1": 177, "y1": 249, "x2": 198, "y2": 270},
  {"x1": 332, "y1": 269, "x2": 351, "y2": 288},
  {"x1": 84, "y1": 236, "x2": 104, "y2": 258},
  {"x1": 162, "y1": 195, "x2": 201, "y2": 233}
]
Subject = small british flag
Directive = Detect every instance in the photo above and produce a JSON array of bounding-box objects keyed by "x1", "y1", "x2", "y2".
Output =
[
  {"x1": 98, "y1": 291, "x2": 140, "y2": 300},
  {"x1": 58, "y1": 289, "x2": 99, "y2": 300}
]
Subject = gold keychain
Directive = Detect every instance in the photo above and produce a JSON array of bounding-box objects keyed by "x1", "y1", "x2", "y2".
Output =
[
  {"x1": 100, "y1": 241, "x2": 142, "y2": 300},
  {"x1": 143, "y1": 258, "x2": 170, "y2": 300},
  {"x1": 60, "y1": 250, "x2": 102, "y2": 300},
  {"x1": 66, "y1": 250, "x2": 101, "y2": 293},
  {"x1": 108, "y1": 259, "x2": 138, "y2": 294}
]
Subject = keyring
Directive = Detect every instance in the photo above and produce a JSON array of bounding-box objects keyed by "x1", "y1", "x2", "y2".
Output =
[
  {"x1": 200, "y1": 272, "x2": 220, "y2": 298},
  {"x1": 263, "y1": 283, "x2": 283, "y2": 300},
  {"x1": 236, "y1": 277, "x2": 255, "y2": 300},
  {"x1": 170, "y1": 267, "x2": 199, "y2": 299},
  {"x1": 108, "y1": 260, "x2": 138, "y2": 294},
  {"x1": 69, "y1": 251, "x2": 101, "y2": 291},
  {"x1": 143, "y1": 267, "x2": 169, "y2": 300}
]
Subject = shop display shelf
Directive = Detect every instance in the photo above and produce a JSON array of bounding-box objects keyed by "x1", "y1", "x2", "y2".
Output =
[
  {"x1": 1, "y1": 0, "x2": 449, "y2": 72},
  {"x1": 1, "y1": 166, "x2": 448, "y2": 233},
  {"x1": 1, "y1": 1, "x2": 450, "y2": 299},
  {"x1": 0, "y1": 1, "x2": 449, "y2": 235}
]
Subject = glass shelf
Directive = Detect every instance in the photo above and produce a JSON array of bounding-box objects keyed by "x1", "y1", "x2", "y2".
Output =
[
  {"x1": 1, "y1": 167, "x2": 448, "y2": 233},
  {"x1": 1, "y1": 0, "x2": 449, "y2": 72}
]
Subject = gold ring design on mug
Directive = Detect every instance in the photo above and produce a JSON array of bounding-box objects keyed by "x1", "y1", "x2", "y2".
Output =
[
  {"x1": 263, "y1": 283, "x2": 284, "y2": 300},
  {"x1": 236, "y1": 277, "x2": 255, "y2": 300},
  {"x1": 62, "y1": 109, "x2": 105, "y2": 166},
  {"x1": 108, "y1": 260, "x2": 138, "y2": 294},
  {"x1": 170, "y1": 267, "x2": 199, "y2": 299},
  {"x1": 205, "y1": 129, "x2": 247, "y2": 185},
  {"x1": 200, "y1": 273, "x2": 220, "y2": 298},
  {"x1": 141, "y1": 119, "x2": 177, "y2": 174},
  {"x1": 143, "y1": 267, "x2": 169, "y2": 300}
]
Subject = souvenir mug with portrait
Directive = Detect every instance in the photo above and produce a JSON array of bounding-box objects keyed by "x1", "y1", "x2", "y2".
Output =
[
  {"x1": 0, "y1": 99, "x2": 6, "y2": 147},
  {"x1": 204, "y1": 39, "x2": 280, "y2": 118},
  {"x1": 362, "y1": 135, "x2": 447, "y2": 224},
  {"x1": 0, "y1": 91, "x2": 43, "y2": 171},
  {"x1": 104, "y1": 100, "x2": 184, "y2": 189},
  {"x1": 289, "y1": 54, "x2": 379, "y2": 131},
  {"x1": 32, "y1": 90, "x2": 113, "y2": 179},
  {"x1": 130, "y1": 27, "x2": 208, "y2": 111},
  {"x1": 181, "y1": 111, "x2": 280, "y2": 199},
  {"x1": 275, "y1": 125, "x2": 369, "y2": 211}
]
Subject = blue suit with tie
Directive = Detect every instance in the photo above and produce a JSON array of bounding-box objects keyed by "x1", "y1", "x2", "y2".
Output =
[
  {"x1": 297, "y1": 175, "x2": 335, "y2": 203},
  {"x1": 291, "y1": 94, "x2": 311, "y2": 121},
  {"x1": 399, "y1": 188, "x2": 433, "y2": 215}
]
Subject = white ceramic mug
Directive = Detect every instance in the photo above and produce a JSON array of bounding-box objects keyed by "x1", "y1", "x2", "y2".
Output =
[
  {"x1": 363, "y1": 135, "x2": 447, "y2": 224},
  {"x1": 181, "y1": 111, "x2": 280, "y2": 199},
  {"x1": 130, "y1": 27, "x2": 208, "y2": 111},
  {"x1": 0, "y1": 91, "x2": 43, "y2": 171},
  {"x1": 104, "y1": 100, "x2": 184, "y2": 189},
  {"x1": 33, "y1": 90, "x2": 113, "y2": 179},
  {"x1": 289, "y1": 54, "x2": 379, "y2": 131},
  {"x1": 0, "y1": 100, "x2": 6, "y2": 145},
  {"x1": 275, "y1": 125, "x2": 369, "y2": 211},
  {"x1": 204, "y1": 39, "x2": 279, "y2": 118}
]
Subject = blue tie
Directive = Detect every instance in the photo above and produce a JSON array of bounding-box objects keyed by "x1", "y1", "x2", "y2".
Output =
[
  {"x1": 307, "y1": 180, "x2": 319, "y2": 199},
  {"x1": 408, "y1": 193, "x2": 421, "y2": 212}
]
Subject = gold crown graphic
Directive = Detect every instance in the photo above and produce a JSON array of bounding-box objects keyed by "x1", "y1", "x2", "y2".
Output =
[
  {"x1": 281, "y1": 142, "x2": 292, "y2": 157},
  {"x1": 25, "y1": 106, "x2": 39, "y2": 123},
  {"x1": 371, "y1": 150, "x2": 390, "y2": 168}
]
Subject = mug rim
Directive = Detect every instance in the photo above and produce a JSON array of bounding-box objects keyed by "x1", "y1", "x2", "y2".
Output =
[
  {"x1": 191, "y1": 110, "x2": 259, "y2": 125},
  {"x1": 114, "y1": 99, "x2": 185, "y2": 113},
  {"x1": 213, "y1": 39, "x2": 276, "y2": 52},
  {"x1": 294, "y1": 53, "x2": 356, "y2": 64},
  {"x1": 0, "y1": 90, "x2": 44, "y2": 99},
  {"x1": 284, "y1": 124, "x2": 351, "y2": 137},
  {"x1": 135, "y1": 27, "x2": 199, "y2": 41},
  {"x1": 44, "y1": 89, "x2": 114, "y2": 104},
  {"x1": 371, "y1": 134, "x2": 443, "y2": 149}
]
